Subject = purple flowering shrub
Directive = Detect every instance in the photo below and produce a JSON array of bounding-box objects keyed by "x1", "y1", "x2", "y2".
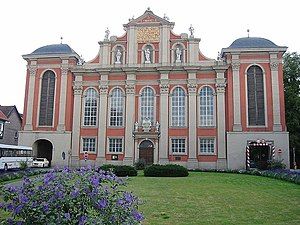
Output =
[{"x1": 0, "y1": 166, "x2": 144, "y2": 224}]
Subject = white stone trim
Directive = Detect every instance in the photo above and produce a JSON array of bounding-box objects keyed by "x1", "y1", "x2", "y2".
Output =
[{"x1": 244, "y1": 64, "x2": 268, "y2": 128}]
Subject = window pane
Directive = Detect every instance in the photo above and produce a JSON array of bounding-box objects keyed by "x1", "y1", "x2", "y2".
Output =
[
  {"x1": 110, "y1": 88, "x2": 124, "y2": 126},
  {"x1": 247, "y1": 66, "x2": 265, "y2": 125},
  {"x1": 171, "y1": 138, "x2": 186, "y2": 153},
  {"x1": 39, "y1": 70, "x2": 55, "y2": 126},
  {"x1": 83, "y1": 138, "x2": 96, "y2": 152},
  {"x1": 140, "y1": 87, "x2": 155, "y2": 123},
  {"x1": 199, "y1": 138, "x2": 215, "y2": 154},
  {"x1": 199, "y1": 86, "x2": 214, "y2": 126},
  {"x1": 171, "y1": 87, "x2": 186, "y2": 126},
  {"x1": 109, "y1": 138, "x2": 123, "y2": 153},
  {"x1": 84, "y1": 89, "x2": 98, "y2": 126}
]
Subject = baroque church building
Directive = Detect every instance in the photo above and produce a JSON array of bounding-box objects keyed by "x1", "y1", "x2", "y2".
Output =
[{"x1": 19, "y1": 9, "x2": 289, "y2": 169}]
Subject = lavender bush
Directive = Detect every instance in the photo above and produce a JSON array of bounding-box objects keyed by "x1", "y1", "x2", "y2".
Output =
[{"x1": 0, "y1": 166, "x2": 144, "y2": 224}]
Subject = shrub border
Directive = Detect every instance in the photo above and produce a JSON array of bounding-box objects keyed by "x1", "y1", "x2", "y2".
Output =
[{"x1": 190, "y1": 168, "x2": 300, "y2": 184}]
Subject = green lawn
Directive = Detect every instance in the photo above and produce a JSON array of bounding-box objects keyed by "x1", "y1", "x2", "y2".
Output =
[{"x1": 126, "y1": 172, "x2": 300, "y2": 225}]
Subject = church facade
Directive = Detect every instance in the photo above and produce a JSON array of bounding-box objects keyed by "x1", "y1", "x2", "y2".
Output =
[{"x1": 19, "y1": 9, "x2": 289, "y2": 169}]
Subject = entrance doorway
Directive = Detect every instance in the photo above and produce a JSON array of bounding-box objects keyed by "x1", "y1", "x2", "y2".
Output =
[
  {"x1": 247, "y1": 140, "x2": 273, "y2": 170},
  {"x1": 33, "y1": 139, "x2": 53, "y2": 167},
  {"x1": 139, "y1": 140, "x2": 154, "y2": 165}
]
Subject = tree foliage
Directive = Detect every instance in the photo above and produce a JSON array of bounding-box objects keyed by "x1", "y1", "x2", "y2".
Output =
[{"x1": 283, "y1": 52, "x2": 300, "y2": 152}]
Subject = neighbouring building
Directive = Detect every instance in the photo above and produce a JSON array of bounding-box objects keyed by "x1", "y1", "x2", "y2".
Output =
[
  {"x1": 0, "y1": 105, "x2": 22, "y2": 145},
  {"x1": 19, "y1": 9, "x2": 289, "y2": 169}
]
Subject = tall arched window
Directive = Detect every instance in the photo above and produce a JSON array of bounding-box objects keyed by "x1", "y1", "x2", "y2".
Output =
[
  {"x1": 83, "y1": 88, "x2": 98, "y2": 126},
  {"x1": 199, "y1": 86, "x2": 214, "y2": 126},
  {"x1": 247, "y1": 65, "x2": 265, "y2": 125},
  {"x1": 39, "y1": 70, "x2": 55, "y2": 126},
  {"x1": 110, "y1": 88, "x2": 124, "y2": 126},
  {"x1": 171, "y1": 87, "x2": 186, "y2": 126},
  {"x1": 140, "y1": 87, "x2": 155, "y2": 123}
]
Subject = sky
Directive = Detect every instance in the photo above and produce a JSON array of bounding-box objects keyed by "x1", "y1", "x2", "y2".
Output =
[{"x1": 0, "y1": 0, "x2": 299, "y2": 113}]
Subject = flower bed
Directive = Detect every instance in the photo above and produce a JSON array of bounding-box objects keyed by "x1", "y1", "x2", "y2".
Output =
[
  {"x1": 0, "y1": 167, "x2": 143, "y2": 224},
  {"x1": 191, "y1": 168, "x2": 300, "y2": 184},
  {"x1": 0, "y1": 169, "x2": 49, "y2": 183}
]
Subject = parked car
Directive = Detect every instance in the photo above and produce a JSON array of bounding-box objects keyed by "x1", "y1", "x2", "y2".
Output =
[{"x1": 32, "y1": 158, "x2": 49, "y2": 168}]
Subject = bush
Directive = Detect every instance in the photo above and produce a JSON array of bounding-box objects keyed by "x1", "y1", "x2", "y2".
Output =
[
  {"x1": 144, "y1": 164, "x2": 189, "y2": 177},
  {"x1": 99, "y1": 165, "x2": 137, "y2": 177},
  {"x1": 19, "y1": 161, "x2": 28, "y2": 170},
  {"x1": 0, "y1": 169, "x2": 48, "y2": 183},
  {"x1": 134, "y1": 159, "x2": 146, "y2": 170},
  {"x1": 267, "y1": 159, "x2": 286, "y2": 170},
  {"x1": 0, "y1": 167, "x2": 143, "y2": 224}
]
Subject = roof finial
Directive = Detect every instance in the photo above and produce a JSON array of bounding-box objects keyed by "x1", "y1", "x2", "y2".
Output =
[
  {"x1": 60, "y1": 36, "x2": 63, "y2": 44},
  {"x1": 147, "y1": 7, "x2": 151, "y2": 11},
  {"x1": 247, "y1": 29, "x2": 250, "y2": 38},
  {"x1": 163, "y1": 13, "x2": 169, "y2": 21}
]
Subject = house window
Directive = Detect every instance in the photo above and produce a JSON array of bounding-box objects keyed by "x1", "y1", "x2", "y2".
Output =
[
  {"x1": 108, "y1": 138, "x2": 123, "y2": 153},
  {"x1": 199, "y1": 138, "x2": 215, "y2": 154},
  {"x1": 199, "y1": 86, "x2": 214, "y2": 126},
  {"x1": 82, "y1": 138, "x2": 96, "y2": 152},
  {"x1": 84, "y1": 88, "x2": 98, "y2": 126},
  {"x1": 171, "y1": 138, "x2": 186, "y2": 154},
  {"x1": 171, "y1": 87, "x2": 186, "y2": 126},
  {"x1": 247, "y1": 65, "x2": 265, "y2": 126},
  {"x1": 110, "y1": 88, "x2": 124, "y2": 126},
  {"x1": 140, "y1": 87, "x2": 155, "y2": 123},
  {"x1": 39, "y1": 70, "x2": 55, "y2": 126}
]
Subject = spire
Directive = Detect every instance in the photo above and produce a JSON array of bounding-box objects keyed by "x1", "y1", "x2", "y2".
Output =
[{"x1": 247, "y1": 29, "x2": 250, "y2": 38}]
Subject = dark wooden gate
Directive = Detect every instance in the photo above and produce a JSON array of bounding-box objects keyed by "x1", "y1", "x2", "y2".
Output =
[{"x1": 139, "y1": 140, "x2": 154, "y2": 165}]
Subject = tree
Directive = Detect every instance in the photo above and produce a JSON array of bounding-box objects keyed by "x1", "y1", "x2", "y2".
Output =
[{"x1": 283, "y1": 52, "x2": 300, "y2": 167}]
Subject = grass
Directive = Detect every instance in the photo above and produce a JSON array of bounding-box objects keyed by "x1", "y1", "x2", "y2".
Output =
[{"x1": 126, "y1": 172, "x2": 300, "y2": 225}]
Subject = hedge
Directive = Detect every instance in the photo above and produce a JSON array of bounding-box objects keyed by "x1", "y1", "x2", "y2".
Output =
[
  {"x1": 191, "y1": 168, "x2": 300, "y2": 184},
  {"x1": 144, "y1": 164, "x2": 189, "y2": 177},
  {"x1": 99, "y1": 164, "x2": 137, "y2": 177}
]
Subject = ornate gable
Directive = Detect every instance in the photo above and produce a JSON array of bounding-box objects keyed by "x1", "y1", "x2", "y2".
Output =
[{"x1": 124, "y1": 8, "x2": 174, "y2": 28}]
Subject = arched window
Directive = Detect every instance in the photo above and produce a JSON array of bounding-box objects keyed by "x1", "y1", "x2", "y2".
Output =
[
  {"x1": 171, "y1": 87, "x2": 186, "y2": 126},
  {"x1": 247, "y1": 65, "x2": 265, "y2": 125},
  {"x1": 39, "y1": 70, "x2": 55, "y2": 126},
  {"x1": 140, "y1": 87, "x2": 155, "y2": 123},
  {"x1": 199, "y1": 86, "x2": 214, "y2": 126},
  {"x1": 109, "y1": 88, "x2": 124, "y2": 126},
  {"x1": 83, "y1": 88, "x2": 98, "y2": 126}
]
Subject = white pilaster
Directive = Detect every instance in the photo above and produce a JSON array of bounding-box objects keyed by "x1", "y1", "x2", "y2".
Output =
[
  {"x1": 101, "y1": 42, "x2": 110, "y2": 66},
  {"x1": 58, "y1": 60, "x2": 68, "y2": 131},
  {"x1": 188, "y1": 38, "x2": 200, "y2": 64},
  {"x1": 127, "y1": 27, "x2": 137, "y2": 65},
  {"x1": 24, "y1": 63, "x2": 37, "y2": 131},
  {"x1": 159, "y1": 72, "x2": 169, "y2": 164},
  {"x1": 215, "y1": 70, "x2": 227, "y2": 169},
  {"x1": 160, "y1": 25, "x2": 170, "y2": 65},
  {"x1": 187, "y1": 72, "x2": 198, "y2": 168},
  {"x1": 270, "y1": 54, "x2": 282, "y2": 131},
  {"x1": 124, "y1": 73, "x2": 136, "y2": 165},
  {"x1": 71, "y1": 75, "x2": 83, "y2": 167},
  {"x1": 232, "y1": 55, "x2": 242, "y2": 131},
  {"x1": 96, "y1": 75, "x2": 108, "y2": 164}
]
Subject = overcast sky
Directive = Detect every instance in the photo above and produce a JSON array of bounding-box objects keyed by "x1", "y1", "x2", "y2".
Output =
[{"x1": 0, "y1": 0, "x2": 299, "y2": 113}]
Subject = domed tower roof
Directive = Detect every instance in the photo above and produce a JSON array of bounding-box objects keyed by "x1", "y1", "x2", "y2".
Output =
[
  {"x1": 228, "y1": 37, "x2": 278, "y2": 48},
  {"x1": 31, "y1": 44, "x2": 77, "y2": 55},
  {"x1": 23, "y1": 43, "x2": 80, "y2": 60},
  {"x1": 221, "y1": 36, "x2": 287, "y2": 56}
]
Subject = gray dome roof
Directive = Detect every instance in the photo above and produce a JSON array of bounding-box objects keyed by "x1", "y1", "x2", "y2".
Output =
[
  {"x1": 31, "y1": 44, "x2": 77, "y2": 55},
  {"x1": 229, "y1": 37, "x2": 278, "y2": 48}
]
